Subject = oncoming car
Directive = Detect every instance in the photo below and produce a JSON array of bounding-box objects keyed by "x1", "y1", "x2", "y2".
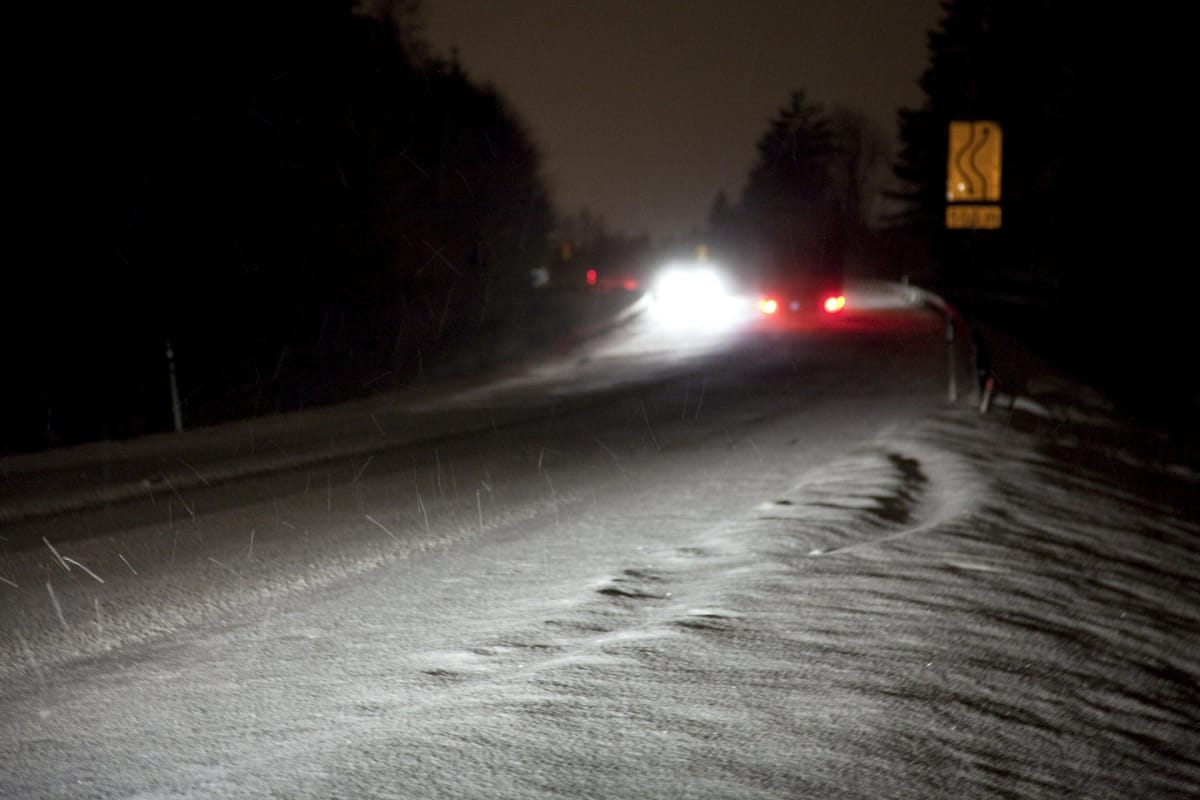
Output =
[{"x1": 648, "y1": 261, "x2": 744, "y2": 329}]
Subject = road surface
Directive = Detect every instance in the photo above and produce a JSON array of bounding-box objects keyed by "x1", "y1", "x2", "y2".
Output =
[{"x1": 2, "y1": 282, "x2": 1197, "y2": 798}]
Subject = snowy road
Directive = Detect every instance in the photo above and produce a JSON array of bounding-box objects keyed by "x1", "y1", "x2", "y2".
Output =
[{"x1": 2, "y1": 283, "x2": 1197, "y2": 798}]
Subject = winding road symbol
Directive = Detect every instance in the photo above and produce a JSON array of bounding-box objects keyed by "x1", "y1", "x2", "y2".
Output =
[{"x1": 947, "y1": 121, "x2": 1002, "y2": 203}]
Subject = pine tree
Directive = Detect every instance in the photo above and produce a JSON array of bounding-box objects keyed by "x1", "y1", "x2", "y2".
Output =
[{"x1": 738, "y1": 91, "x2": 843, "y2": 278}]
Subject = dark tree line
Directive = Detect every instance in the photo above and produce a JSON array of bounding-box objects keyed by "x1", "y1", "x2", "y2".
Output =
[
  {"x1": 546, "y1": 208, "x2": 658, "y2": 291},
  {"x1": 891, "y1": 1, "x2": 1192, "y2": 426},
  {"x1": 6, "y1": 1, "x2": 553, "y2": 453},
  {"x1": 707, "y1": 92, "x2": 887, "y2": 285}
]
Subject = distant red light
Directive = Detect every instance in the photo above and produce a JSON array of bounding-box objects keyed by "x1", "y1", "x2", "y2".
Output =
[
  {"x1": 623, "y1": 278, "x2": 639, "y2": 291},
  {"x1": 823, "y1": 294, "x2": 847, "y2": 314},
  {"x1": 759, "y1": 298, "x2": 779, "y2": 315},
  {"x1": 586, "y1": 269, "x2": 598, "y2": 286}
]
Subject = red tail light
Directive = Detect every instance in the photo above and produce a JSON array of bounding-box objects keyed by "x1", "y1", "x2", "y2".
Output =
[{"x1": 822, "y1": 294, "x2": 846, "y2": 314}]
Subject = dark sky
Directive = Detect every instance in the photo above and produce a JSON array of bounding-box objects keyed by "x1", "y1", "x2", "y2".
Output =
[{"x1": 422, "y1": 0, "x2": 943, "y2": 241}]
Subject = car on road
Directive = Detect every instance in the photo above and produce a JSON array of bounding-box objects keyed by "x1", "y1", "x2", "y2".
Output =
[{"x1": 755, "y1": 275, "x2": 846, "y2": 322}]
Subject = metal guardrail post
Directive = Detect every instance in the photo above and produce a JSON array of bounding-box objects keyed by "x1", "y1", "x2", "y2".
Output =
[
  {"x1": 979, "y1": 375, "x2": 996, "y2": 413},
  {"x1": 910, "y1": 284, "x2": 991, "y2": 410}
]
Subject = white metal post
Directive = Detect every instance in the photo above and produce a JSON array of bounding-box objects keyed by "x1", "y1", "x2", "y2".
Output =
[
  {"x1": 945, "y1": 314, "x2": 957, "y2": 403},
  {"x1": 166, "y1": 340, "x2": 184, "y2": 433}
]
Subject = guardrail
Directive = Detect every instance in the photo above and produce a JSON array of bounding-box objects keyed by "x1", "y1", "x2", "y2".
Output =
[{"x1": 901, "y1": 282, "x2": 994, "y2": 413}]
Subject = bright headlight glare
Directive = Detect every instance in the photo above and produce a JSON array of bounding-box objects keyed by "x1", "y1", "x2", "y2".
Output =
[
  {"x1": 648, "y1": 262, "x2": 745, "y2": 329},
  {"x1": 652, "y1": 264, "x2": 724, "y2": 304}
]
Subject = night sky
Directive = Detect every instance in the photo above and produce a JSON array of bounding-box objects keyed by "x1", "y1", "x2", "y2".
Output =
[{"x1": 422, "y1": 0, "x2": 943, "y2": 241}]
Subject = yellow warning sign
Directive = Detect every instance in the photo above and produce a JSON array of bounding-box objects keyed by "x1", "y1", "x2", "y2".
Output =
[
  {"x1": 947, "y1": 121, "x2": 1002, "y2": 203},
  {"x1": 946, "y1": 205, "x2": 1002, "y2": 230}
]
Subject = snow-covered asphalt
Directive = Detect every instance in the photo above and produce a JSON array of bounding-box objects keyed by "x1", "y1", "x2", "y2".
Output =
[{"x1": 2, "y1": 282, "x2": 1196, "y2": 798}]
